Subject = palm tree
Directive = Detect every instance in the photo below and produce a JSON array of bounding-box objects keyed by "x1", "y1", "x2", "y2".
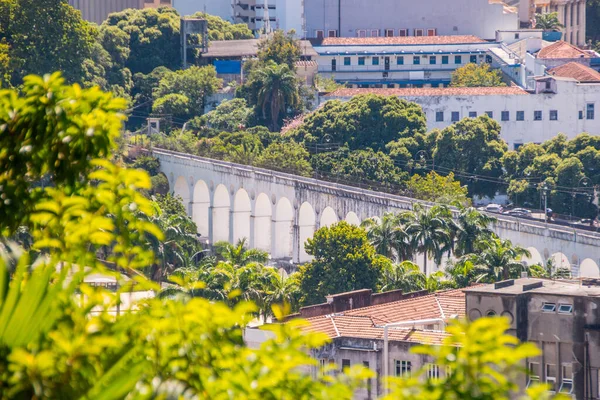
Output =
[
  {"x1": 263, "y1": 271, "x2": 301, "y2": 319},
  {"x1": 444, "y1": 258, "x2": 488, "y2": 288},
  {"x1": 535, "y1": 12, "x2": 564, "y2": 30},
  {"x1": 465, "y1": 237, "x2": 531, "y2": 282},
  {"x1": 362, "y1": 213, "x2": 413, "y2": 261},
  {"x1": 402, "y1": 204, "x2": 452, "y2": 275},
  {"x1": 255, "y1": 62, "x2": 299, "y2": 131},
  {"x1": 379, "y1": 261, "x2": 426, "y2": 292},
  {"x1": 453, "y1": 207, "x2": 496, "y2": 257},
  {"x1": 214, "y1": 238, "x2": 269, "y2": 266}
]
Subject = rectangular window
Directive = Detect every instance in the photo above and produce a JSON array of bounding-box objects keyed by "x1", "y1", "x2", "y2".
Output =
[
  {"x1": 372, "y1": 57, "x2": 380, "y2": 66},
  {"x1": 364, "y1": 361, "x2": 372, "y2": 398},
  {"x1": 560, "y1": 364, "x2": 573, "y2": 394},
  {"x1": 319, "y1": 359, "x2": 327, "y2": 376},
  {"x1": 427, "y1": 364, "x2": 440, "y2": 380},
  {"x1": 517, "y1": 110, "x2": 525, "y2": 121},
  {"x1": 455, "y1": 55, "x2": 462, "y2": 64},
  {"x1": 413, "y1": 56, "x2": 421, "y2": 65},
  {"x1": 315, "y1": 30, "x2": 324, "y2": 39},
  {"x1": 343, "y1": 57, "x2": 351, "y2": 66},
  {"x1": 342, "y1": 359, "x2": 350, "y2": 371},
  {"x1": 442, "y1": 55, "x2": 449, "y2": 64},
  {"x1": 546, "y1": 364, "x2": 557, "y2": 392},
  {"x1": 470, "y1": 55, "x2": 477, "y2": 63},
  {"x1": 357, "y1": 29, "x2": 367, "y2": 37},
  {"x1": 371, "y1": 29, "x2": 379, "y2": 37},
  {"x1": 399, "y1": 29, "x2": 408, "y2": 36},
  {"x1": 395, "y1": 360, "x2": 412, "y2": 377},
  {"x1": 436, "y1": 111, "x2": 444, "y2": 122},
  {"x1": 542, "y1": 303, "x2": 556, "y2": 312},
  {"x1": 451, "y1": 111, "x2": 460, "y2": 122},
  {"x1": 579, "y1": 110, "x2": 584, "y2": 120},
  {"x1": 358, "y1": 57, "x2": 365, "y2": 66},
  {"x1": 385, "y1": 29, "x2": 394, "y2": 37},
  {"x1": 534, "y1": 110, "x2": 542, "y2": 121},
  {"x1": 485, "y1": 111, "x2": 493, "y2": 118},
  {"x1": 414, "y1": 28, "x2": 424, "y2": 36},
  {"x1": 501, "y1": 111, "x2": 509, "y2": 121},
  {"x1": 558, "y1": 304, "x2": 573, "y2": 314},
  {"x1": 430, "y1": 56, "x2": 436, "y2": 64},
  {"x1": 397, "y1": 56, "x2": 404, "y2": 65},
  {"x1": 550, "y1": 110, "x2": 558, "y2": 120},
  {"x1": 527, "y1": 362, "x2": 540, "y2": 387},
  {"x1": 587, "y1": 103, "x2": 595, "y2": 120},
  {"x1": 427, "y1": 28, "x2": 436, "y2": 36},
  {"x1": 469, "y1": 111, "x2": 477, "y2": 118},
  {"x1": 328, "y1": 30, "x2": 337, "y2": 38}
]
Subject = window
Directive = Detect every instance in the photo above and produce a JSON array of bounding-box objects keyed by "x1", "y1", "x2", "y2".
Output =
[
  {"x1": 399, "y1": 29, "x2": 408, "y2": 36},
  {"x1": 331, "y1": 59, "x2": 336, "y2": 72},
  {"x1": 395, "y1": 360, "x2": 412, "y2": 377},
  {"x1": 501, "y1": 111, "x2": 509, "y2": 121},
  {"x1": 397, "y1": 56, "x2": 404, "y2": 65},
  {"x1": 560, "y1": 364, "x2": 573, "y2": 394},
  {"x1": 486, "y1": 310, "x2": 497, "y2": 316},
  {"x1": 542, "y1": 303, "x2": 556, "y2": 312},
  {"x1": 527, "y1": 362, "x2": 540, "y2": 387},
  {"x1": 372, "y1": 57, "x2": 379, "y2": 66},
  {"x1": 413, "y1": 56, "x2": 420, "y2": 65},
  {"x1": 342, "y1": 359, "x2": 351, "y2": 371},
  {"x1": 427, "y1": 28, "x2": 436, "y2": 36},
  {"x1": 545, "y1": 80, "x2": 552, "y2": 90},
  {"x1": 442, "y1": 55, "x2": 449, "y2": 64},
  {"x1": 358, "y1": 57, "x2": 365, "y2": 66},
  {"x1": 579, "y1": 110, "x2": 584, "y2": 120},
  {"x1": 315, "y1": 30, "x2": 324, "y2": 39},
  {"x1": 319, "y1": 359, "x2": 327, "y2": 376},
  {"x1": 455, "y1": 55, "x2": 462, "y2": 64},
  {"x1": 550, "y1": 110, "x2": 558, "y2": 120},
  {"x1": 427, "y1": 364, "x2": 440, "y2": 380},
  {"x1": 587, "y1": 103, "x2": 595, "y2": 120},
  {"x1": 371, "y1": 29, "x2": 379, "y2": 37},
  {"x1": 517, "y1": 110, "x2": 525, "y2": 121},
  {"x1": 343, "y1": 57, "x2": 351, "y2": 66},
  {"x1": 364, "y1": 361, "x2": 372, "y2": 398},
  {"x1": 469, "y1": 111, "x2": 477, "y2": 118},
  {"x1": 328, "y1": 30, "x2": 337, "y2": 38},
  {"x1": 546, "y1": 364, "x2": 557, "y2": 392},
  {"x1": 534, "y1": 110, "x2": 542, "y2": 121},
  {"x1": 430, "y1": 56, "x2": 436, "y2": 64},
  {"x1": 451, "y1": 111, "x2": 460, "y2": 122},
  {"x1": 385, "y1": 29, "x2": 394, "y2": 37},
  {"x1": 470, "y1": 55, "x2": 477, "y2": 63},
  {"x1": 436, "y1": 111, "x2": 444, "y2": 122},
  {"x1": 485, "y1": 111, "x2": 493, "y2": 118},
  {"x1": 514, "y1": 33, "x2": 520, "y2": 39},
  {"x1": 414, "y1": 29, "x2": 424, "y2": 36},
  {"x1": 558, "y1": 304, "x2": 573, "y2": 314},
  {"x1": 357, "y1": 29, "x2": 367, "y2": 37}
]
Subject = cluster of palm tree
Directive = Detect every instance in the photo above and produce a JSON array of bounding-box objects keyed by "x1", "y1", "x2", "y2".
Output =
[
  {"x1": 160, "y1": 239, "x2": 301, "y2": 320},
  {"x1": 363, "y1": 204, "x2": 531, "y2": 289}
]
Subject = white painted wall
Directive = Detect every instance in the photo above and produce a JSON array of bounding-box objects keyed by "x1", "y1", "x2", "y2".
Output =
[{"x1": 275, "y1": 0, "x2": 303, "y2": 33}]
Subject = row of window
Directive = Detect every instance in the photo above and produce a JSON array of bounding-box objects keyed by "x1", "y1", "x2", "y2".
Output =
[
  {"x1": 315, "y1": 28, "x2": 438, "y2": 39},
  {"x1": 336, "y1": 54, "x2": 478, "y2": 68},
  {"x1": 528, "y1": 362, "x2": 573, "y2": 394},
  {"x1": 434, "y1": 105, "x2": 595, "y2": 123},
  {"x1": 542, "y1": 302, "x2": 573, "y2": 314},
  {"x1": 395, "y1": 360, "x2": 443, "y2": 380}
]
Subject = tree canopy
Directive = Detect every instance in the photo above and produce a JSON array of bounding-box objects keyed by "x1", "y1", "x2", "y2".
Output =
[{"x1": 450, "y1": 63, "x2": 506, "y2": 87}]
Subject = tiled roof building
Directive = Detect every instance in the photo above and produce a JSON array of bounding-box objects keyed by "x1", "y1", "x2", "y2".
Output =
[{"x1": 548, "y1": 62, "x2": 600, "y2": 83}]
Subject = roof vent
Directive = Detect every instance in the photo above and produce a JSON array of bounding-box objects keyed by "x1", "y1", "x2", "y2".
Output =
[
  {"x1": 494, "y1": 279, "x2": 515, "y2": 289},
  {"x1": 523, "y1": 281, "x2": 543, "y2": 291}
]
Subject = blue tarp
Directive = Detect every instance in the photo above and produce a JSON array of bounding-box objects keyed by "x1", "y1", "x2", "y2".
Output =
[{"x1": 214, "y1": 60, "x2": 242, "y2": 74}]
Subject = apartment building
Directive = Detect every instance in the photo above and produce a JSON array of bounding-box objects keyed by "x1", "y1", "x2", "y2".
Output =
[
  {"x1": 304, "y1": 0, "x2": 518, "y2": 41},
  {"x1": 68, "y1": 0, "x2": 144, "y2": 24},
  {"x1": 323, "y1": 70, "x2": 600, "y2": 149},
  {"x1": 172, "y1": 0, "x2": 230, "y2": 19},
  {"x1": 465, "y1": 278, "x2": 600, "y2": 399},
  {"x1": 231, "y1": 0, "x2": 303, "y2": 33},
  {"x1": 144, "y1": 0, "x2": 172, "y2": 8},
  {"x1": 314, "y1": 35, "x2": 499, "y2": 88}
]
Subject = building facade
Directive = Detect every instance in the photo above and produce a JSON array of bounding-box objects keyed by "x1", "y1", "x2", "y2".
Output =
[
  {"x1": 304, "y1": 0, "x2": 518, "y2": 41},
  {"x1": 68, "y1": 0, "x2": 144, "y2": 24},
  {"x1": 144, "y1": 0, "x2": 172, "y2": 8},
  {"x1": 172, "y1": 0, "x2": 231, "y2": 19}
]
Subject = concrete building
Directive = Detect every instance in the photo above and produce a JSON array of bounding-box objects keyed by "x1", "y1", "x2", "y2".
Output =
[
  {"x1": 68, "y1": 0, "x2": 144, "y2": 24},
  {"x1": 172, "y1": 0, "x2": 231, "y2": 19},
  {"x1": 314, "y1": 35, "x2": 499, "y2": 88},
  {"x1": 231, "y1": 0, "x2": 303, "y2": 33},
  {"x1": 144, "y1": 0, "x2": 172, "y2": 8},
  {"x1": 323, "y1": 73, "x2": 600, "y2": 150},
  {"x1": 465, "y1": 278, "x2": 600, "y2": 399},
  {"x1": 304, "y1": 0, "x2": 518, "y2": 41}
]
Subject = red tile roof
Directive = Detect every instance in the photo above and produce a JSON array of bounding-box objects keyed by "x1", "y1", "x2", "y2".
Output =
[
  {"x1": 326, "y1": 86, "x2": 529, "y2": 98},
  {"x1": 537, "y1": 41, "x2": 590, "y2": 59},
  {"x1": 321, "y1": 35, "x2": 487, "y2": 46},
  {"x1": 548, "y1": 62, "x2": 600, "y2": 82}
]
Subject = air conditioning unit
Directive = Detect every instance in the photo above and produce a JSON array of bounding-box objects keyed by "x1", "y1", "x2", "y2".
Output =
[
  {"x1": 422, "y1": 55, "x2": 428, "y2": 58},
  {"x1": 424, "y1": 72, "x2": 432, "y2": 78},
  {"x1": 382, "y1": 72, "x2": 389, "y2": 78}
]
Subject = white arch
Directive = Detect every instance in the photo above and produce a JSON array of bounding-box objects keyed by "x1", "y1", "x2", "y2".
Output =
[
  {"x1": 580, "y1": 259, "x2": 600, "y2": 277},
  {"x1": 254, "y1": 193, "x2": 272, "y2": 253},
  {"x1": 320, "y1": 206, "x2": 338, "y2": 228},
  {"x1": 345, "y1": 211, "x2": 361, "y2": 226},
  {"x1": 551, "y1": 252, "x2": 571, "y2": 271},
  {"x1": 173, "y1": 176, "x2": 190, "y2": 214},
  {"x1": 233, "y1": 188, "x2": 251, "y2": 244},
  {"x1": 298, "y1": 202, "x2": 316, "y2": 263},
  {"x1": 522, "y1": 247, "x2": 544, "y2": 266},
  {"x1": 192, "y1": 180, "x2": 210, "y2": 237},
  {"x1": 273, "y1": 197, "x2": 294, "y2": 259},
  {"x1": 212, "y1": 184, "x2": 230, "y2": 243}
]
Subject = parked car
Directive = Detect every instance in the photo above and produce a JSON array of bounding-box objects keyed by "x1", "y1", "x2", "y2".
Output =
[
  {"x1": 503, "y1": 208, "x2": 532, "y2": 217},
  {"x1": 477, "y1": 204, "x2": 503, "y2": 213}
]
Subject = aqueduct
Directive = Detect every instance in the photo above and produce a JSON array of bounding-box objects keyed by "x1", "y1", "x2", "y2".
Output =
[{"x1": 154, "y1": 147, "x2": 600, "y2": 276}]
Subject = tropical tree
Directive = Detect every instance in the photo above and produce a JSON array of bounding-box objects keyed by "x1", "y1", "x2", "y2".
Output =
[
  {"x1": 535, "y1": 12, "x2": 564, "y2": 30},
  {"x1": 450, "y1": 63, "x2": 506, "y2": 87},
  {"x1": 214, "y1": 238, "x2": 269, "y2": 266},
  {"x1": 263, "y1": 271, "x2": 302, "y2": 317},
  {"x1": 465, "y1": 237, "x2": 531, "y2": 282},
  {"x1": 378, "y1": 260, "x2": 426, "y2": 292},
  {"x1": 362, "y1": 213, "x2": 413, "y2": 261},
  {"x1": 453, "y1": 207, "x2": 496, "y2": 256},
  {"x1": 444, "y1": 258, "x2": 488, "y2": 288},
  {"x1": 254, "y1": 61, "x2": 300, "y2": 131}
]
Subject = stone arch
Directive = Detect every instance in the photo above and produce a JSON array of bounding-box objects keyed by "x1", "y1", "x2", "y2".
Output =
[
  {"x1": 580, "y1": 258, "x2": 600, "y2": 277},
  {"x1": 551, "y1": 252, "x2": 571, "y2": 271},
  {"x1": 273, "y1": 197, "x2": 294, "y2": 259},
  {"x1": 254, "y1": 193, "x2": 272, "y2": 252},
  {"x1": 192, "y1": 180, "x2": 210, "y2": 237},
  {"x1": 345, "y1": 211, "x2": 361, "y2": 226},
  {"x1": 298, "y1": 202, "x2": 316, "y2": 263},
  {"x1": 521, "y1": 247, "x2": 544, "y2": 266},
  {"x1": 173, "y1": 176, "x2": 190, "y2": 214},
  {"x1": 233, "y1": 188, "x2": 251, "y2": 244},
  {"x1": 320, "y1": 206, "x2": 338, "y2": 228},
  {"x1": 212, "y1": 184, "x2": 231, "y2": 243}
]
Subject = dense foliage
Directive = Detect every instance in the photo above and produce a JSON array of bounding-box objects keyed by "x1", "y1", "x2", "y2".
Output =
[{"x1": 450, "y1": 63, "x2": 506, "y2": 87}]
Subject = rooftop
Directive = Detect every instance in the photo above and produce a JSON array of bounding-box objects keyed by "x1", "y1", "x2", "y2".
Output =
[
  {"x1": 204, "y1": 39, "x2": 316, "y2": 58},
  {"x1": 325, "y1": 86, "x2": 529, "y2": 98},
  {"x1": 320, "y1": 35, "x2": 488, "y2": 46},
  {"x1": 548, "y1": 62, "x2": 600, "y2": 82},
  {"x1": 537, "y1": 40, "x2": 590, "y2": 59},
  {"x1": 464, "y1": 278, "x2": 600, "y2": 297}
]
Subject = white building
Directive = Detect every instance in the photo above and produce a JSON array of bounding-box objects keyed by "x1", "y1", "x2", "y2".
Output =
[
  {"x1": 172, "y1": 0, "x2": 232, "y2": 19},
  {"x1": 323, "y1": 72, "x2": 600, "y2": 149},
  {"x1": 314, "y1": 36, "x2": 500, "y2": 88},
  {"x1": 304, "y1": 0, "x2": 518, "y2": 40}
]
